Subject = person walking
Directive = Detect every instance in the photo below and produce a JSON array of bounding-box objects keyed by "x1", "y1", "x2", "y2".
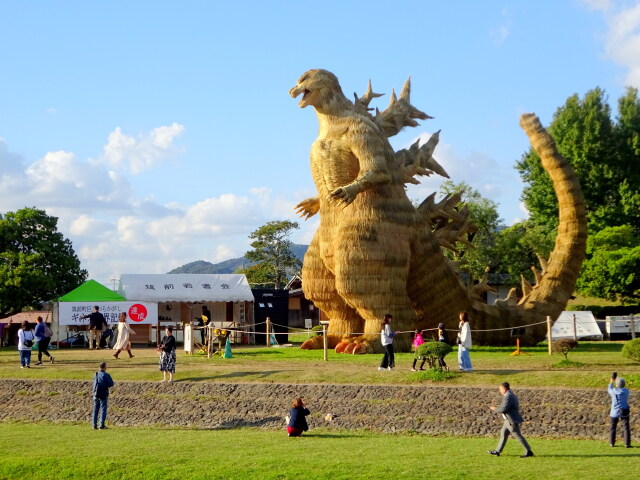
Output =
[
  {"x1": 113, "y1": 312, "x2": 136, "y2": 359},
  {"x1": 158, "y1": 326, "x2": 176, "y2": 382},
  {"x1": 411, "y1": 329, "x2": 426, "y2": 371},
  {"x1": 608, "y1": 375, "x2": 631, "y2": 448},
  {"x1": 287, "y1": 397, "x2": 311, "y2": 437},
  {"x1": 34, "y1": 316, "x2": 54, "y2": 365},
  {"x1": 17, "y1": 321, "x2": 35, "y2": 369},
  {"x1": 81, "y1": 306, "x2": 108, "y2": 350},
  {"x1": 92, "y1": 362, "x2": 114, "y2": 430},
  {"x1": 378, "y1": 313, "x2": 397, "y2": 371},
  {"x1": 437, "y1": 322, "x2": 449, "y2": 371},
  {"x1": 488, "y1": 382, "x2": 534, "y2": 458},
  {"x1": 456, "y1": 312, "x2": 473, "y2": 371}
]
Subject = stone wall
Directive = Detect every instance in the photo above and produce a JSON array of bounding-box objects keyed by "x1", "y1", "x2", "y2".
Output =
[{"x1": 0, "y1": 379, "x2": 635, "y2": 440}]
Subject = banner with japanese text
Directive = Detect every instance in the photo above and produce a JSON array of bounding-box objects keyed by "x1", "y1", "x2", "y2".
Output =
[{"x1": 58, "y1": 301, "x2": 158, "y2": 326}]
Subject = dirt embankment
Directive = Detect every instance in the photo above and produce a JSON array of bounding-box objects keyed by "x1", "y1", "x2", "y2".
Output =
[{"x1": 0, "y1": 379, "x2": 635, "y2": 440}]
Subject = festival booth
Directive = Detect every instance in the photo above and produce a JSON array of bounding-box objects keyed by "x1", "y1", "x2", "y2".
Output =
[
  {"x1": 117, "y1": 274, "x2": 255, "y2": 347},
  {"x1": 54, "y1": 279, "x2": 158, "y2": 347}
]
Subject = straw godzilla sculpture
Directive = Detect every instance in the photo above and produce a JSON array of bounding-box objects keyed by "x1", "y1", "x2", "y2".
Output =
[{"x1": 289, "y1": 69, "x2": 587, "y2": 351}]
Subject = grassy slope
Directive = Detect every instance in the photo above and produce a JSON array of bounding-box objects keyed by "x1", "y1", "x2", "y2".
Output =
[
  {"x1": 1, "y1": 423, "x2": 638, "y2": 480},
  {"x1": 1, "y1": 342, "x2": 639, "y2": 389}
]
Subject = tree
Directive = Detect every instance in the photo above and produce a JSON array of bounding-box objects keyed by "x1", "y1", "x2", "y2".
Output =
[
  {"x1": 437, "y1": 181, "x2": 502, "y2": 281},
  {"x1": 240, "y1": 220, "x2": 301, "y2": 289},
  {"x1": 576, "y1": 225, "x2": 640, "y2": 302},
  {"x1": 0, "y1": 207, "x2": 87, "y2": 318}
]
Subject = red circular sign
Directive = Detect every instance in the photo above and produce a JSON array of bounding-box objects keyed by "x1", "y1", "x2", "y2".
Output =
[{"x1": 128, "y1": 304, "x2": 148, "y2": 322}]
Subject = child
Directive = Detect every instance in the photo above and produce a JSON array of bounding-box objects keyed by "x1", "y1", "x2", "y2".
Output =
[
  {"x1": 411, "y1": 329, "x2": 426, "y2": 371},
  {"x1": 437, "y1": 322, "x2": 449, "y2": 371}
]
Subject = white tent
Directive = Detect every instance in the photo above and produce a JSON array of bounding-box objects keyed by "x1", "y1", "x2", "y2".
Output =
[
  {"x1": 117, "y1": 274, "x2": 255, "y2": 345},
  {"x1": 118, "y1": 274, "x2": 254, "y2": 302},
  {"x1": 552, "y1": 311, "x2": 603, "y2": 340}
]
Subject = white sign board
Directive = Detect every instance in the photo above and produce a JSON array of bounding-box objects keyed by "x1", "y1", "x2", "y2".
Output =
[
  {"x1": 58, "y1": 302, "x2": 158, "y2": 326},
  {"x1": 305, "y1": 318, "x2": 313, "y2": 329}
]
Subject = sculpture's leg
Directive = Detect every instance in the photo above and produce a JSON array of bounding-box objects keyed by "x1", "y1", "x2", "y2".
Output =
[
  {"x1": 333, "y1": 224, "x2": 415, "y2": 353},
  {"x1": 300, "y1": 234, "x2": 364, "y2": 350}
]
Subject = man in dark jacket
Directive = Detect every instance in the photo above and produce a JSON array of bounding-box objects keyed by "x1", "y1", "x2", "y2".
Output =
[
  {"x1": 81, "y1": 306, "x2": 108, "y2": 350},
  {"x1": 92, "y1": 362, "x2": 114, "y2": 430},
  {"x1": 488, "y1": 382, "x2": 534, "y2": 457}
]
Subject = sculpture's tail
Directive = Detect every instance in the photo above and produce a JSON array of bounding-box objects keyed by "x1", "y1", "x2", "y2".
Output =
[{"x1": 409, "y1": 114, "x2": 588, "y2": 345}]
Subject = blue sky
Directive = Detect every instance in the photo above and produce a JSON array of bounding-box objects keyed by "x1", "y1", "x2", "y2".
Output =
[{"x1": 1, "y1": 0, "x2": 639, "y2": 287}]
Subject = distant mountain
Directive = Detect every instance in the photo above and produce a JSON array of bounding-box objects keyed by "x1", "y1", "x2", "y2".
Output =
[{"x1": 168, "y1": 244, "x2": 309, "y2": 274}]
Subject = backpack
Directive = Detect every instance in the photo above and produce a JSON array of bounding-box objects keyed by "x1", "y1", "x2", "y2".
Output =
[{"x1": 44, "y1": 325, "x2": 53, "y2": 338}]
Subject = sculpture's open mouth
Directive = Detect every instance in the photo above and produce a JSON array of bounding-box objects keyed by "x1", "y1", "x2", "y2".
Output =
[{"x1": 289, "y1": 84, "x2": 311, "y2": 107}]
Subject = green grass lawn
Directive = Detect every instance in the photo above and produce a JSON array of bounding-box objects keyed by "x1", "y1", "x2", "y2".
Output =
[
  {"x1": 1, "y1": 341, "x2": 639, "y2": 389},
  {"x1": 0, "y1": 423, "x2": 638, "y2": 480}
]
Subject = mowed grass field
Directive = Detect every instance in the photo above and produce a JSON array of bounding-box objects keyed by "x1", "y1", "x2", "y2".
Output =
[
  {"x1": 1, "y1": 341, "x2": 639, "y2": 389},
  {"x1": 2, "y1": 341, "x2": 640, "y2": 479},
  {"x1": 1, "y1": 423, "x2": 639, "y2": 480}
]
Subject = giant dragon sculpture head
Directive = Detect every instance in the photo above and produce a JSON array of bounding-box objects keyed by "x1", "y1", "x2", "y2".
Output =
[{"x1": 289, "y1": 69, "x2": 347, "y2": 111}]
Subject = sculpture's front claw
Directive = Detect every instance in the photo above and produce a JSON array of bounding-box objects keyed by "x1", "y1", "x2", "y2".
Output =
[
  {"x1": 328, "y1": 185, "x2": 358, "y2": 206},
  {"x1": 294, "y1": 197, "x2": 320, "y2": 219}
]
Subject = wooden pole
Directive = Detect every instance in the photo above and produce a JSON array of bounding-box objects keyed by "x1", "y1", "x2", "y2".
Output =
[
  {"x1": 266, "y1": 317, "x2": 271, "y2": 348},
  {"x1": 323, "y1": 323, "x2": 328, "y2": 362},
  {"x1": 572, "y1": 314, "x2": 578, "y2": 341},
  {"x1": 547, "y1": 316, "x2": 552, "y2": 356}
]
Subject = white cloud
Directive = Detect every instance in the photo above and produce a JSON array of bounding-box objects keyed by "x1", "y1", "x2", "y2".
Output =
[
  {"x1": 0, "y1": 135, "x2": 308, "y2": 285},
  {"x1": 490, "y1": 8, "x2": 511, "y2": 45},
  {"x1": 586, "y1": 1, "x2": 640, "y2": 87},
  {"x1": 403, "y1": 132, "x2": 523, "y2": 224},
  {"x1": 95, "y1": 123, "x2": 185, "y2": 174}
]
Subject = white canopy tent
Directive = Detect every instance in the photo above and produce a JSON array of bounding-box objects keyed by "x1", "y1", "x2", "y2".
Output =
[
  {"x1": 118, "y1": 274, "x2": 254, "y2": 303},
  {"x1": 552, "y1": 311, "x2": 603, "y2": 340},
  {"x1": 117, "y1": 274, "x2": 255, "y2": 345}
]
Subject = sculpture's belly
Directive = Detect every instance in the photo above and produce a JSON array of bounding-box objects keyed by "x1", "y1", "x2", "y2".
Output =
[{"x1": 310, "y1": 138, "x2": 359, "y2": 193}]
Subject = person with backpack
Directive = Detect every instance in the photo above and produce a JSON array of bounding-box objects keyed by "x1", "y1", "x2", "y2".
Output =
[
  {"x1": 92, "y1": 362, "x2": 115, "y2": 429},
  {"x1": 17, "y1": 321, "x2": 35, "y2": 369},
  {"x1": 34, "y1": 316, "x2": 54, "y2": 365}
]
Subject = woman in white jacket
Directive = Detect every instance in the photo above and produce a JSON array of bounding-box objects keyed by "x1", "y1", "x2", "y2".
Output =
[
  {"x1": 18, "y1": 321, "x2": 35, "y2": 368},
  {"x1": 113, "y1": 312, "x2": 136, "y2": 359},
  {"x1": 378, "y1": 313, "x2": 398, "y2": 371},
  {"x1": 457, "y1": 312, "x2": 473, "y2": 371}
]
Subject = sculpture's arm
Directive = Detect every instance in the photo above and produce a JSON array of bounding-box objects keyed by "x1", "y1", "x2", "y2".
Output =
[
  {"x1": 294, "y1": 196, "x2": 320, "y2": 219},
  {"x1": 329, "y1": 130, "x2": 391, "y2": 206}
]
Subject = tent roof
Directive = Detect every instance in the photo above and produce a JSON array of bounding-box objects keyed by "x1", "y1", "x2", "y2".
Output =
[
  {"x1": 552, "y1": 311, "x2": 603, "y2": 340},
  {"x1": 58, "y1": 280, "x2": 125, "y2": 302},
  {"x1": 118, "y1": 274, "x2": 254, "y2": 303}
]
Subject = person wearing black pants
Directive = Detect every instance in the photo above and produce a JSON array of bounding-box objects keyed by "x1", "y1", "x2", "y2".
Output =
[
  {"x1": 608, "y1": 376, "x2": 631, "y2": 448},
  {"x1": 378, "y1": 313, "x2": 397, "y2": 371},
  {"x1": 34, "y1": 316, "x2": 54, "y2": 365}
]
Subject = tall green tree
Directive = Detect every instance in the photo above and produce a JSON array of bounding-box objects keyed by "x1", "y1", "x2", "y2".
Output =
[
  {"x1": 0, "y1": 207, "x2": 87, "y2": 318},
  {"x1": 239, "y1": 220, "x2": 301, "y2": 289},
  {"x1": 576, "y1": 225, "x2": 640, "y2": 303}
]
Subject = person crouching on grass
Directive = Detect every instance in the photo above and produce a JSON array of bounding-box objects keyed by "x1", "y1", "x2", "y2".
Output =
[
  {"x1": 92, "y1": 362, "x2": 114, "y2": 430},
  {"x1": 287, "y1": 398, "x2": 310, "y2": 437}
]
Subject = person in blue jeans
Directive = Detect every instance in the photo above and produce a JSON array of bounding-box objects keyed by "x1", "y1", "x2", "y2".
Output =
[
  {"x1": 92, "y1": 362, "x2": 114, "y2": 430},
  {"x1": 608, "y1": 376, "x2": 631, "y2": 448}
]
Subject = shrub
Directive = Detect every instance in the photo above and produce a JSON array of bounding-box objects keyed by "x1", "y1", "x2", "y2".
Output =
[
  {"x1": 622, "y1": 338, "x2": 640, "y2": 363},
  {"x1": 311, "y1": 325, "x2": 324, "y2": 336},
  {"x1": 552, "y1": 338, "x2": 579, "y2": 360},
  {"x1": 415, "y1": 341, "x2": 452, "y2": 370}
]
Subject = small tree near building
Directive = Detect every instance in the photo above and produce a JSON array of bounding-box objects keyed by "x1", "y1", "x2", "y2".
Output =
[{"x1": 240, "y1": 220, "x2": 301, "y2": 289}]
